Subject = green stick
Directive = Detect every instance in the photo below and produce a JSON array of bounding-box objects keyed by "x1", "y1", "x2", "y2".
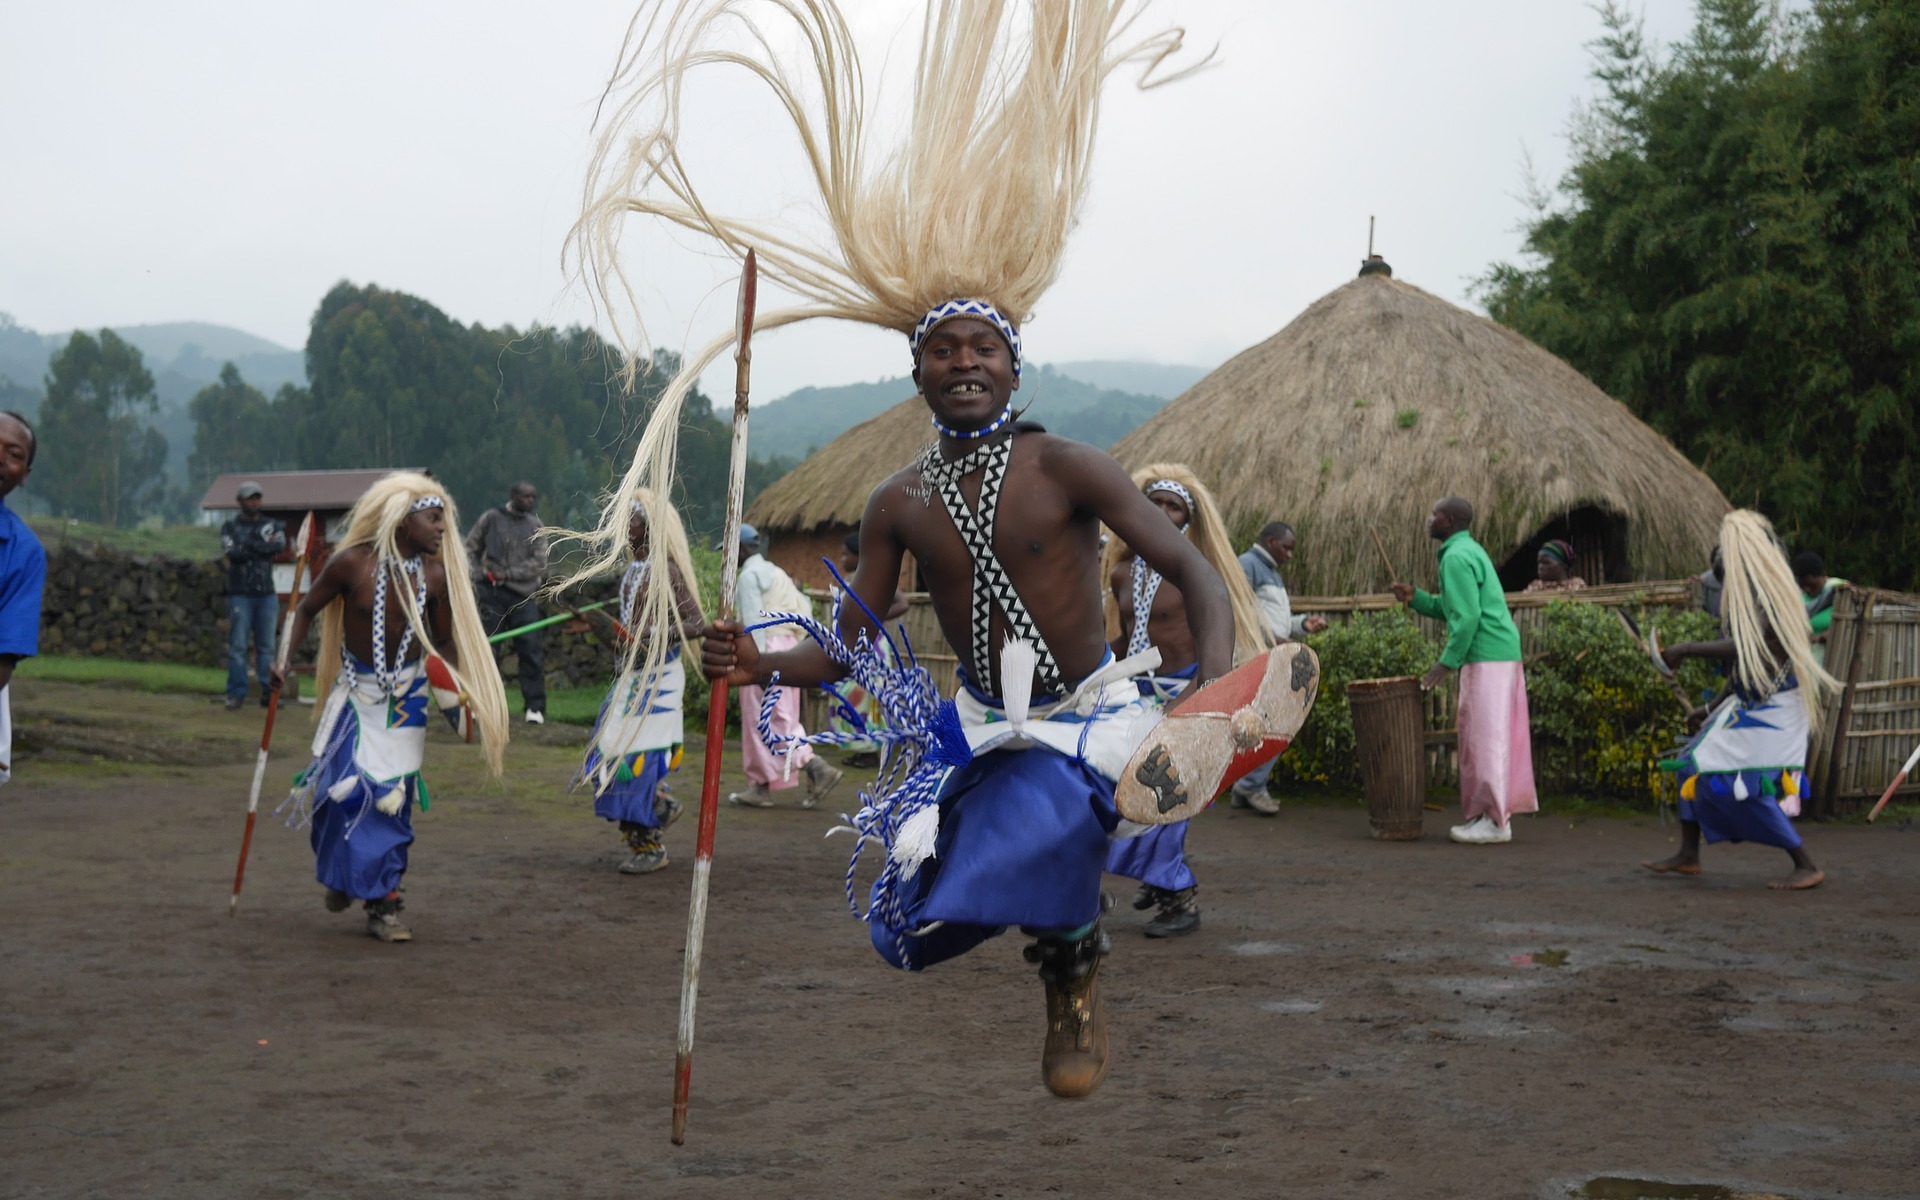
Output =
[{"x1": 487, "y1": 598, "x2": 615, "y2": 644}]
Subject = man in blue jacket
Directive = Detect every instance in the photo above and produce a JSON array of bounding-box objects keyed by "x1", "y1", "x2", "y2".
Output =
[{"x1": 0, "y1": 411, "x2": 47, "y2": 786}]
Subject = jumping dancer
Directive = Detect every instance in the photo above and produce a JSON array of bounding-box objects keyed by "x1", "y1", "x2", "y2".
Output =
[{"x1": 566, "y1": 0, "x2": 1220, "y2": 1096}]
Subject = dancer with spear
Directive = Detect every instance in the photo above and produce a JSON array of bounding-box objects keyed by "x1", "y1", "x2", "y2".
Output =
[{"x1": 564, "y1": 0, "x2": 1244, "y2": 1130}]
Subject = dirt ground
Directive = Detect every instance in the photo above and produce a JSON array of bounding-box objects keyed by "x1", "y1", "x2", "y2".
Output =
[{"x1": 3, "y1": 679, "x2": 1917, "y2": 1200}]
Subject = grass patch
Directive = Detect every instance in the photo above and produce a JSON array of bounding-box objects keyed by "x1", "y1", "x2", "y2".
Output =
[
  {"x1": 19, "y1": 655, "x2": 227, "y2": 694},
  {"x1": 26, "y1": 518, "x2": 219, "y2": 559},
  {"x1": 20, "y1": 655, "x2": 623, "y2": 729},
  {"x1": 1394, "y1": 408, "x2": 1420, "y2": 429}
]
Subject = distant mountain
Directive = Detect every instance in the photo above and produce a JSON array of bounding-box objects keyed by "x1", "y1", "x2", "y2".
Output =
[
  {"x1": 747, "y1": 360, "x2": 1184, "y2": 462},
  {"x1": 0, "y1": 317, "x2": 305, "y2": 405},
  {"x1": 0, "y1": 314, "x2": 307, "y2": 500},
  {"x1": 1046, "y1": 360, "x2": 1210, "y2": 400}
]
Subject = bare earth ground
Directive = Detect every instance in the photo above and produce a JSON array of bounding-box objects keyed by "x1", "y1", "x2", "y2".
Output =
[{"x1": 3, "y1": 679, "x2": 1917, "y2": 1200}]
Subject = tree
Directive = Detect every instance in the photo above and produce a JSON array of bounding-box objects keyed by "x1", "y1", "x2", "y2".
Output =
[
  {"x1": 37, "y1": 329, "x2": 168, "y2": 526},
  {"x1": 1476, "y1": 0, "x2": 1920, "y2": 587},
  {"x1": 186, "y1": 362, "x2": 277, "y2": 489}
]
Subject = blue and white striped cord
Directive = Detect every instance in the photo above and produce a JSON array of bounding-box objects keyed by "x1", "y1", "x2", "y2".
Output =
[{"x1": 745, "y1": 563, "x2": 973, "y2": 962}]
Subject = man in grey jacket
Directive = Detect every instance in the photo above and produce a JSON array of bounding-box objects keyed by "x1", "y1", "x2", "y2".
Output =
[
  {"x1": 1230, "y1": 521, "x2": 1326, "y2": 813},
  {"x1": 467, "y1": 481, "x2": 549, "y2": 723}
]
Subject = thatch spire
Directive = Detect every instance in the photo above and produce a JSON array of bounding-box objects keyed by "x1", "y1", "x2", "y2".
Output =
[{"x1": 1110, "y1": 272, "x2": 1729, "y2": 594}]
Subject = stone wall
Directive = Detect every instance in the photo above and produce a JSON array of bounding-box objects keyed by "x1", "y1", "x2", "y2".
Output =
[
  {"x1": 35, "y1": 543, "x2": 628, "y2": 693},
  {"x1": 38, "y1": 545, "x2": 229, "y2": 664}
]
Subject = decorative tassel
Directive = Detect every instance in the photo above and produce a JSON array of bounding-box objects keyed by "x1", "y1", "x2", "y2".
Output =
[
  {"x1": 1680, "y1": 775, "x2": 1698, "y2": 801},
  {"x1": 1760, "y1": 773, "x2": 1777, "y2": 797},
  {"x1": 1782, "y1": 771, "x2": 1799, "y2": 797},
  {"x1": 328, "y1": 775, "x2": 359, "y2": 802},
  {"x1": 375, "y1": 787, "x2": 405, "y2": 816},
  {"x1": 892, "y1": 803, "x2": 941, "y2": 878},
  {"x1": 925, "y1": 700, "x2": 973, "y2": 769},
  {"x1": 1732, "y1": 774, "x2": 1749, "y2": 801},
  {"x1": 1000, "y1": 638, "x2": 1037, "y2": 732}
]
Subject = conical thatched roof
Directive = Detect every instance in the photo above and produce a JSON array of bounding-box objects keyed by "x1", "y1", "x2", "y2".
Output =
[
  {"x1": 1111, "y1": 271, "x2": 1730, "y2": 594},
  {"x1": 748, "y1": 396, "x2": 931, "y2": 530}
]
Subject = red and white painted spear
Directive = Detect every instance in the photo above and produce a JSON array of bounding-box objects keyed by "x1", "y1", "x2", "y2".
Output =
[
  {"x1": 228, "y1": 511, "x2": 318, "y2": 916},
  {"x1": 673, "y1": 249, "x2": 757, "y2": 1145}
]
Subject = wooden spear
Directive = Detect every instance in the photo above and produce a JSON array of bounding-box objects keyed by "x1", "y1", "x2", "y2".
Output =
[
  {"x1": 229, "y1": 512, "x2": 318, "y2": 916},
  {"x1": 674, "y1": 249, "x2": 757, "y2": 1145},
  {"x1": 1867, "y1": 741, "x2": 1920, "y2": 822}
]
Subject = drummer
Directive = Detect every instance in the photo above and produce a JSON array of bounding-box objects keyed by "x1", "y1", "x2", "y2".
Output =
[{"x1": 1389, "y1": 496, "x2": 1538, "y2": 844}]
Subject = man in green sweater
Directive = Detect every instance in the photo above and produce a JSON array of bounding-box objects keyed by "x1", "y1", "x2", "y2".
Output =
[{"x1": 1390, "y1": 497, "x2": 1538, "y2": 844}]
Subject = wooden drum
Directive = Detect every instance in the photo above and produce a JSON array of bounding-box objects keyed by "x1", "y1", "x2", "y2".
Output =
[{"x1": 1348, "y1": 676, "x2": 1426, "y2": 840}]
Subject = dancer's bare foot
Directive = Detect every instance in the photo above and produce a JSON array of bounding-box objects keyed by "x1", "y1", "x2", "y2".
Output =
[
  {"x1": 1641, "y1": 853, "x2": 1702, "y2": 876},
  {"x1": 1768, "y1": 867, "x2": 1824, "y2": 890}
]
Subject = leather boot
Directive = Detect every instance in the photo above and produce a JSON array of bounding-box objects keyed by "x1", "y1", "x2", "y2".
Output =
[
  {"x1": 1023, "y1": 927, "x2": 1111, "y2": 1098},
  {"x1": 1143, "y1": 885, "x2": 1200, "y2": 939}
]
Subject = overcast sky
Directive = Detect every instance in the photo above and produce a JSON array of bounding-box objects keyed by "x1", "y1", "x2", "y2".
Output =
[{"x1": 2, "y1": 1, "x2": 1699, "y2": 404}]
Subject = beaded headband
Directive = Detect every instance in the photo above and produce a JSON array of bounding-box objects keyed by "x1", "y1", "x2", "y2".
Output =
[
  {"x1": 409, "y1": 496, "x2": 445, "y2": 513},
  {"x1": 908, "y1": 298, "x2": 1022, "y2": 380},
  {"x1": 1146, "y1": 479, "x2": 1193, "y2": 512}
]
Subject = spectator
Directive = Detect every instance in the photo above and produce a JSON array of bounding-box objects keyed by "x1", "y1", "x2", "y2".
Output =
[
  {"x1": 1228, "y1": 520, "x2": 1327, "y2": 814},
  {"x1": 1697, "y1": 545, "x2": 1726, "y2": 621},
  {"x1": 1792, "y1": 551, "x2": 1848, "y2": 667},
  {"x1": 220, "y1": 481, "x2": 286, "y2": 710},
  {"x1": 1523, "y1": 538, "x2": 1588, "y2": 593},
  {"x1": 467, "y1": 481, "x2": 550, "y2": 723},
  {"x1": 724, "y1": 523, "x2": 841, "y2": 808},
  {"x1": 0, "y1": 411, "x2": 45, "y2": 786}
]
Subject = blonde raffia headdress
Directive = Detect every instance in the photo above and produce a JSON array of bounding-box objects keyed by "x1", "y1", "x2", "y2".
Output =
[
  {"x1": 1719, "y1": 509, "x2": 1839, "y2": 730},
  {"x1": 1102, "y1": 462, "x2": 1271, "y2": 664},
  {"x1": 563, "y1": 0, "x2": 1209, "y2": 681},
  {"x1": 313, "y1": 472, "x2": 510, "y2": 775}
]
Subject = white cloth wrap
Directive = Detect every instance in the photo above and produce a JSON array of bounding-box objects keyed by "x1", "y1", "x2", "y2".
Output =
[
  {"x1": 313, "y1": 659, "x2": 429, "y2": 789},
  {"x1": 590, "y1": 656, "x2": 686, "y2": 794}
]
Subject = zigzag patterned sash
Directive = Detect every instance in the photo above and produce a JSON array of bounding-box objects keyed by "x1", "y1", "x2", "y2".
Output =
[{"x1": 917, "y1": 437, "x2": 1063, "y2": 693}]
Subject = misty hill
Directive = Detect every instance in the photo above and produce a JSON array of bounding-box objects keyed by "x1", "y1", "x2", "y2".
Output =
[
  {"x1": 1045, "y1": 360, "x2": 1208, "y2": 400},
  {"x1": 0, "y1": 317, "x2": 304, "y2": 405},
  {"x1": 0, "y1": 314, "x2": 307, "y2": 489},
  {"x1": 748, "y1": 362, "x2": 1181, "y2": 461}
]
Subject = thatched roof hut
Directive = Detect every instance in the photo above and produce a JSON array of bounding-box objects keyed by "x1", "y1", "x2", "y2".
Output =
[
  {"x1": 747, "y1": 396, "x2": 930, "y2": 590},
  {"x1": 1111, "y1": 263, "x2": 1731, "y2": 595}
]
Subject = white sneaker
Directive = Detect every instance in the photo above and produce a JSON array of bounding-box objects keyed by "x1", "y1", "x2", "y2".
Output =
[
  {"x1": 524, "y1": 710, "x2": 545, "y2": 726},
  {"x1": 1449, "y1": 815, "x2": 1512, "y2": 844}
]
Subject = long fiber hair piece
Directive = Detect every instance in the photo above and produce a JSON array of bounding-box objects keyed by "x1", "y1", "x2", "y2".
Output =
[
  {"x1": 313, "y1": 472, "x2": 509, "y2": 775},
  {"x1": 1719, "y1": 509, "x2": 1839, "y2": 730},
  {"x1": 1101, "y1": 462, "x2": 1271, "y2": 664},
  {"x1": 632, "y1": 485, "x2": 707, "y2": 647},
  {"x1": 563, "y1": 0, "x2": 1209, "y2": 688}
]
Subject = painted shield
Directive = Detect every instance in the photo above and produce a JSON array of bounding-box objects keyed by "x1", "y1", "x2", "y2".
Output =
[
  {"x1": 1114, "y1": 642, "x2": 1320, "y2": 825},
  {"x1": 423, "y1": 654, "x2": 472, "y2": 743}
]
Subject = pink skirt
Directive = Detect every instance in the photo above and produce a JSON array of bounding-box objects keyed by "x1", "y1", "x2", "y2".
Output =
[
  {"x1": 739, "y1": 629, "x2": 815, "y2": 789},
  {"x1": 1455, "y1": 661, "x2": 1538, "y2": 826}
]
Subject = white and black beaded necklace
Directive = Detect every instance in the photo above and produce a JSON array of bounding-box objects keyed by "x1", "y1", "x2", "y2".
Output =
[
  {"x1": 364, "y1": 556, "x2": 427, "y2": 696},
  {"x1": 915, "y1": 432, "x2": 1062, "y2": 692},
  {"x1": 619, "y1": 559, "x2": 649, "y2": 630}
]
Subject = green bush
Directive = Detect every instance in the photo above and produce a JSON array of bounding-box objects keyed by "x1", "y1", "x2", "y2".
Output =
[
  {"x1": 1525, "y1": 602, "x2": 1722, "y2": 800},
  {"x1": 1276, "y1": 609, "x2": 1436, "y2": 789}
]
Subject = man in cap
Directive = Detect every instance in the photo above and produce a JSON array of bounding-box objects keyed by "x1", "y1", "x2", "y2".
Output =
[
  {"x1": 466, "y1": 481, "x2": 550, "y2": 724},
  {"x1": 725, "y1": 523, "x2": 841, "y2": 808},
  {"x1": 219, "y1": 480, "x2": 286, "y2": 710}
]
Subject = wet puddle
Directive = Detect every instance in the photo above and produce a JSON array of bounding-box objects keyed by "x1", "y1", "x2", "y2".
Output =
[{"x1": 1573, "y1": 1177, "x2": 1802, "y2": 1199}]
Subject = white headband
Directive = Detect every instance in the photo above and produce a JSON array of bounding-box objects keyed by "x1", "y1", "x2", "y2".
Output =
[
  {"x1": 1146, "y1": 479, "x2": 1193, "y2": 512},
  {"x1": 409, "y1": 496, "x2": 445, "y2": 513}
]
